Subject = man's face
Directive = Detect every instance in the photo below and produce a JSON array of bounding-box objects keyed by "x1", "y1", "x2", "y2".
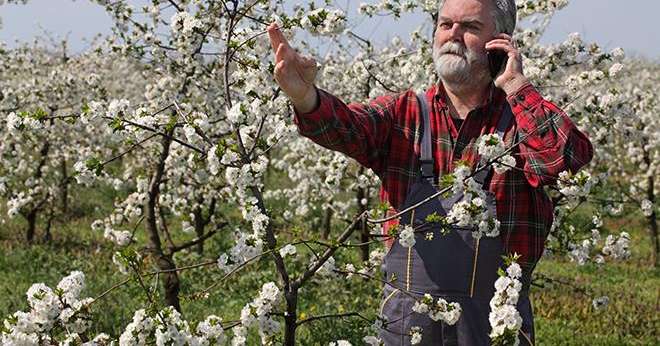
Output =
[{"x1": 433, "y1": 0, "x2": 497, "y2": 84}]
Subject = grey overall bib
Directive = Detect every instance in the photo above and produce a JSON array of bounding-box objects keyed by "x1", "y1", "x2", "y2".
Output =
[{"x1": 379, "y1": 93, "x2": 535, "y2": 345}]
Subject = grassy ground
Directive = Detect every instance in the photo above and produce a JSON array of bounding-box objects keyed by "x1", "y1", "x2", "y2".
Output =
[
  {"x1": 1, "y1": 191, "x2": 658, "y2": 345},
  {"x1": 531, "y1": 217, "x2": 659, "y2": 345}
]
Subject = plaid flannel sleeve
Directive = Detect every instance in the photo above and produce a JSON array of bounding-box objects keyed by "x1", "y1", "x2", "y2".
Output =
[
  {"x1": 508, "y1": 84, "x2": 594, "y2": 187},
  {"x1": 292, "y1": 87, "x2": 395, "y2": 176}
]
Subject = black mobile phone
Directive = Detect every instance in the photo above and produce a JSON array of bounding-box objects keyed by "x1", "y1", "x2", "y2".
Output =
[{"x1": 487, "y1": 50, "x2": 508, "y2": 79}]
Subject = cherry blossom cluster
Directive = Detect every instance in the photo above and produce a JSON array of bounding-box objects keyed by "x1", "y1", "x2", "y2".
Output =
[
  {"x1": 0, "y1": 0, "x2": 655, "y2": 344},
  {"x1": 1, "y1": 272, "x2": 97, "y2": 345},
  {"x1": 411, "y1": 293, "x2": 462, "y2": 324},
  {"x1": 489, "y1": 254, "x2": 524, "y2": 346},
  {"x1": 445, "y1": 164, "x2": 501, "y2": 239},
  {"x1": 117, "y1": 308, "x2": 226, "y2": 345}
]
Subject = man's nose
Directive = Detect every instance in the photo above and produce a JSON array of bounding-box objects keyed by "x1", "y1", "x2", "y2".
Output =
[{"x1": 448, "y1": 23, "x2": 463, "y2": 42}]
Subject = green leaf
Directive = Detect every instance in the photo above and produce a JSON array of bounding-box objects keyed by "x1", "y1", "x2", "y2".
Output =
[
  {"x1": 387, "y1": 223, "x2": 399, "y2": 237},
  {"x1": 32, "y1": 108, "x2": 48, "y2": 121},
  {"x1": 109, "y1": 117, "x2": 125, "y2": 132},
  {"x1": 497, "y1": 267, "x2": 505, "y2": 277},
  {"x1": 424, "y1": 212, "x2": 445, "y2": 224},
  {"x1": 439, "y1": 174, "x2": 455, "y2": 189},
  {"x1": 164, "y1": 115, "x2": 177, "y2": 133},
  {"x1": 85, "y1": 157, "x2": 104, "y2": 176}
]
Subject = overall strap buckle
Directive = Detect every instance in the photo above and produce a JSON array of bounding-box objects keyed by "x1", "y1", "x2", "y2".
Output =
[
  {"x1": 416, "y1": 92, "x2": 434, "y2": 182},
  {"x1": 419, "y1": 159, "x2": 434, "y2": 180}
]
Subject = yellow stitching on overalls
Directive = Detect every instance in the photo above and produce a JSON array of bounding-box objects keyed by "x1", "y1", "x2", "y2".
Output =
[
  {"x1": 406, "y1": 247, "x2": 412, "y2": 292},
  {"x1": 470, "y1": 237, "x2": 480, "y2": 297},
  {"x1": 406, "y1": 209, "x2": 415, "y2": 292},
  {"x1": 380, "y1": 288, "x2": 400, "y2": 316}
]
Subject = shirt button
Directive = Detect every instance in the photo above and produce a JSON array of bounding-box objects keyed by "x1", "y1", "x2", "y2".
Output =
[{"x1": 517, "y1": 94, "x2": 526, "y2": 102}]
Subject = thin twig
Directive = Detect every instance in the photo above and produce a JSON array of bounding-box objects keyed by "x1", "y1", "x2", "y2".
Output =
[{"x1": 297, "y1": 311, "x2": 371, "y2": 326}]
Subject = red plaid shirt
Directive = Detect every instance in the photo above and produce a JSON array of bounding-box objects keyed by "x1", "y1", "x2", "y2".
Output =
[{"x1": 293, "y1": 83, "x2": 593, "y2": 271}]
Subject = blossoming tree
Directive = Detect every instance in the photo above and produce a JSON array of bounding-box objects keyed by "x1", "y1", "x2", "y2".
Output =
[{"x1": 0, "y1": 0, "x2": 656, "y2": 345}]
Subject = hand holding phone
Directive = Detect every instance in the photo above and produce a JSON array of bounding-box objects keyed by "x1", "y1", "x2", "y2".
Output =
[
  {"x1": 487, "y1": 49, "x2": 508, "y2": 79},
  {"x1": 485, "y1": 34, "x2": 529, "y2": 95}
]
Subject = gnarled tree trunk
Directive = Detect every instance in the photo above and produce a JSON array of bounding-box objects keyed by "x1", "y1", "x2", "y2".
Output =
[
  {"x1": 643, "y1": 150, "x2": 658, "y2": 267},
  {"x1": 145, "y1": 134, "x2": 181, "y2": 311}
]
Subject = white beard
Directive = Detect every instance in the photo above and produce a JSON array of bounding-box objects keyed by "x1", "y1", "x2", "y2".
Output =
[{"x1": 433, "y1": 41, "x2": 490, "y2": 86}]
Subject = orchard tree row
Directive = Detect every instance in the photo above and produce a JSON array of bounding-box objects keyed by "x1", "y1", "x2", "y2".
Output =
[{"x1": 0, "y1": 0, "x2": 656, "y2": 345}]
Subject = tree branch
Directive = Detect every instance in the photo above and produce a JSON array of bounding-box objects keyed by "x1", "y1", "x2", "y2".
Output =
[
  {"x1": 169, "y1": 224, "x2": 226, "y2": 254},
  {"x1": 297, "y1": 311, "x2": 371, "y2": 326}
]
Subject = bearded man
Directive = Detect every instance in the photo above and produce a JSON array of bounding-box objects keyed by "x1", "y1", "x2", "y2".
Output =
[{"x1": 267, "y1": 0, "x2": 593, "y2": 344}]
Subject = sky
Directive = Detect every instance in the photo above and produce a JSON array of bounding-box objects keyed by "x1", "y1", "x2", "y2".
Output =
[{"x1": 0, "y1": 0, "x2": 658, "y2": 58}]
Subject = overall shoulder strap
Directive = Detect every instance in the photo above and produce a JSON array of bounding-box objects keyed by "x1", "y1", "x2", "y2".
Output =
[
  {"x1": 416, "y1": 92, "x2": 434, "y2": 182},
  {"x1": 496, "y1": 103, "x2": 513, "y2": 139}
]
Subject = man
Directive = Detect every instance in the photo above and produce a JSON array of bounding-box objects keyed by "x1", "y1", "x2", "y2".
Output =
[{"x1": 267, "y1": 0, "x2": 593, "y2": 344}]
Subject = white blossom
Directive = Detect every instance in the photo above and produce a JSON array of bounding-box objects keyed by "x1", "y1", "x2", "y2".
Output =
[
  {"x1": 227, "y1": 103, "x2": 246, "y2": 125},
  {"x1": 489, "y1": 257, "x2": 523, "y2": 345},
  {"x1": 301, "y1": 8, "x2": 347, "y2": 36},
  {"x1": 279, "y1": 244, "x2": 297, "y2": 258},
  {"x1": 409, "y1": 326, "x2": 422, "y2": 345},
  {"x1": 329, "y1": 341, "x2": 352, "y2": 346},
  {"x1": 592, "y1": 296, "x2": 609, "y2": 311},
  {"x1": 363, "y1": 335, "x2": 382, "y2": 346},
  {"x1": 602, "y1": 232, "x2": 631, "y2": 260},
  {"x1": 608, "y1": 63, "x2": 624, "y2": 77},
  {"x1": 641, "y1": 199, "x2": 654, "y2": 217},
  {"x1": 170, "y1": 11, "x2": 202, "y2": 35},
  {"x1": 398, "y1": 224, "x2": 416, "y2": 248}
]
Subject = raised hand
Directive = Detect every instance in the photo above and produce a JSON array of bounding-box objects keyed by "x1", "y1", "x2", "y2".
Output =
[
  {"x1": 267, "y1": 23, "x2": 319, "y2": 113},
  {"x1": 485, "y1": 33, "x2": 530, "y2": 96}
]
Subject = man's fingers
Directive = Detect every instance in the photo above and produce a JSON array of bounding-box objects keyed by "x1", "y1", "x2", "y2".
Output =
[
  {"x1": 267, "y1": 23, "x2": 282, "y2": 52},
  {"x1": 274, "y1": 60, "x2": 286, "y2": 78},
  {"x1": 267, "y1": 23, "x2": 290, "y2": 52},
  {"x1": 275, "y1": 43, "x2": 286, "y2": 63},
  {"x1": 494, "y1": 33, "x2": 512, "y2": 41},
  {"x1": 486, "y1": 42, "x2": 516, "y2": 56},
  {"x1": 299, "y1": 55, "x2": 317, "y2": 68},
  {"x1": 275, "y1": 26, "x2": 290, "y2": 48},
  {"x1": 276, "y1": 43, "x2": 298, "y2": 65},
  {"x1": 267, "y1": 23, "x2": 291, "y2": 53},
  {"x1": 486, "y1": 39, "x2": 514, "y2": 48},
  {"x1": 486, "y1": 40, "x2": 517, "y2": 55}
]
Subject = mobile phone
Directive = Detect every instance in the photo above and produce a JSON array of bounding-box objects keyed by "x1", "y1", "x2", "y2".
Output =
[{"x1": 487, "y1": 49, "x2": 508, "y2": 79}]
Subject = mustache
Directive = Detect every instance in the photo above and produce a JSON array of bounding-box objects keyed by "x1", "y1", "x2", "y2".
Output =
[{"x1": 436, "y1": 42, "x2": 467, "y2": 58}]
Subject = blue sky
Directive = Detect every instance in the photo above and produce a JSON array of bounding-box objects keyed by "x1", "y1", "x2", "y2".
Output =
[{"x1": 0, "y1": 0, "x2": 658, "y2": 58}]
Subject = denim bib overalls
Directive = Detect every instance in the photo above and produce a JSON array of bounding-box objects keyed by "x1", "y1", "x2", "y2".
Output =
[{"x1": 379, "y1": 93, "x2": 535, "y2": 345}]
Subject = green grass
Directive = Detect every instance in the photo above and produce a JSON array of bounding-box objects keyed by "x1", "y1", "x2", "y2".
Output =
[
  {"x1": 532, "y1": 217, "x2": 659, "y2": 346},
  {"x1": 1, "y1": 189, "x2": 658, "y2": 345}
]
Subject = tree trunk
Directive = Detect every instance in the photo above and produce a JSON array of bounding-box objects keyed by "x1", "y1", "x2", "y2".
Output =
[
  {"x1": 60, "y1": 158, "x2": 69, "y2": 214},
  {"x1": 321, "y1": 205, "x2": 333, "y2": 240},
  {"x1": 192, "y1": 196, "x2": 216, "y2": 255},
  {"x1": 145, "y1": 135, "x2": 181, "y2": 311},
  {"x1": 26, "y1": 210, "x2": 37, "y2": 243},
  {"x1": 24, "y1": 142, "x2": 50, "y2": 243},
  {"x1": 43, "y1": 208, "x2": 54, "y2": 242},
  {"x1": 193, "y1": 206, "x2": 205, "y2": 255},
  {"x1": 643, "y1": 150, "x2": 658, "y2": 267},
  {"x1": 647, "y1": 209, "x2": 658, "y2": 268},
  {"x1": 283, "y1": 288, "x2": 298, "y2": 346}
]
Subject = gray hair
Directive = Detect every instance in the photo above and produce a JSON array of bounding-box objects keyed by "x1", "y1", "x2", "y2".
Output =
[{"x1": 437, "y1": 0, "x2": 517, "y2": 35}]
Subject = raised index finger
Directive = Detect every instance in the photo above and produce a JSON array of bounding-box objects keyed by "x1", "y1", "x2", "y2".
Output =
[{"x1": 267, "y1": 23, "x2": 289, "y2": 53}]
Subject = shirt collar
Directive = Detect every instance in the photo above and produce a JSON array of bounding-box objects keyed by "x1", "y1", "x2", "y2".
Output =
[{"x1": 432, "y1": 81, "x2": 506, "y2": 115}]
